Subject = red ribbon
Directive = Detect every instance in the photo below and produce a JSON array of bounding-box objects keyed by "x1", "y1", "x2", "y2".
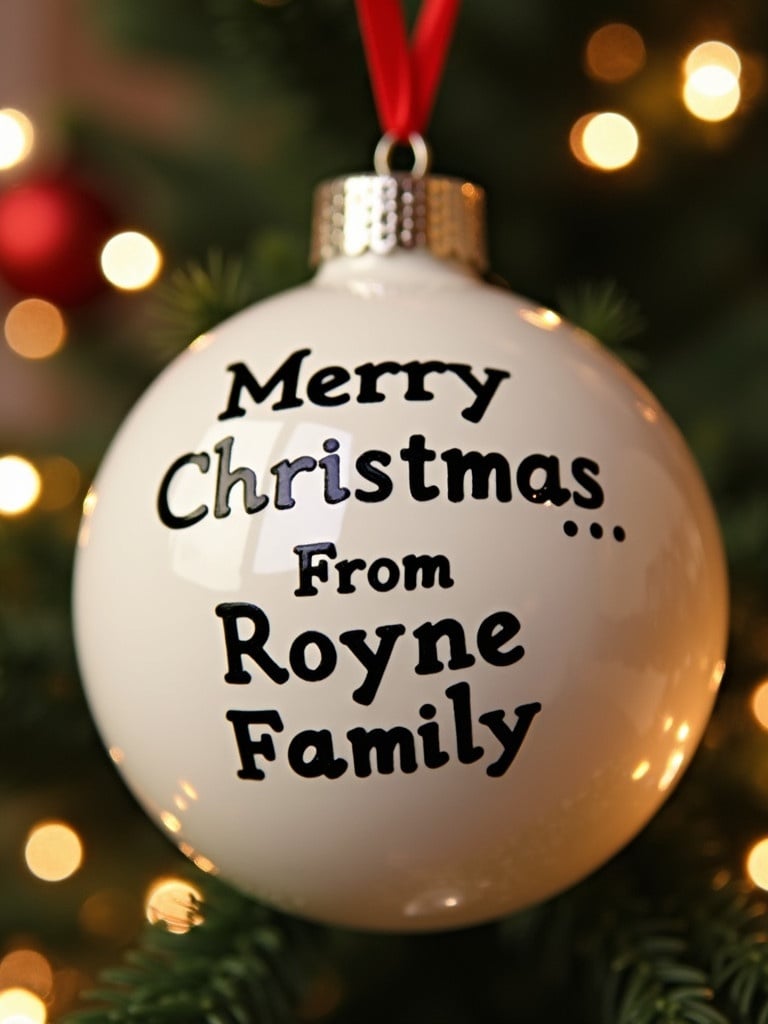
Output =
[{"x1": 355, "y1": 0, "x2": 461, "y2": 141}]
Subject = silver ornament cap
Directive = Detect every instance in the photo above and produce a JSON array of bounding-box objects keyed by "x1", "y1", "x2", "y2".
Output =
[{"x1": 310, "y1": 168, "x2": 488, "y2": 272}]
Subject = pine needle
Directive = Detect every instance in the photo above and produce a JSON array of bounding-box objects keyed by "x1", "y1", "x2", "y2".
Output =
[
  {"x1": 691, "y1": 878, "x2": 768, "y2": 1023},
  {"x1": 63, "y1": 876, "x2": 318, "y2": 1024},
  {"x1": 557, "y1": 280, "x2": 647, "y2": 367}
]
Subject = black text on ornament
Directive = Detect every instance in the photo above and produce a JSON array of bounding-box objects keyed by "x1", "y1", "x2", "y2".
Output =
[
  {"x1": 215, "y1": 600, "x2": 526, "y2": 708},
  {"x1": 157, "y1": 433, "x2": 604, "y2": 529},
  {"x1": 225, "y1": 682, "x2": 542, "y2": 781},
  {"x1": 216, "y1": 348, "x2": 511, "y2": 424}
]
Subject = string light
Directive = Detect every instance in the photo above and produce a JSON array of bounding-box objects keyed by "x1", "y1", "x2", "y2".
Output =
[
  {"x1": 24, "y1": 822, "x2": 83, "y2": 882},
  {"x1": 4, "y1": 299, "x2": 66, "y2": 360},
  {"x1": 0, "y1": 456, "x2": 41, "y2": 516},
  {"x1": 746, "y1": 837, "x2": 768, "y2": 889},
  {"x1": 751, "y1": 680, "x2": 768, "y2": 730},
  {"x1": 0, "y1": 109, "x2": 34, "y2": 171},
  {"x1": 685, "y1": 41, "x2": 742, "y2": 79},
  {"x1": 36, "y1": 457, "x2": 81, "y2": 512},
  {"x1": 682, "y1": 41, "x2": 742, "y2": 122},
  {"x1": 145, "y1": 878, "x2": 204, "y2": 935},
  {"x1": 585, "y1": 24, "x2": 646, "y2": 82},
  {"x1": 570, "y1": 113, "x2": 639, "y2": 171},
  {"x1": 79, "y1": 889, "x2": 140, "y2": 942},
  {"x1": 0, "y1": 952, "x2": 53, "y2": 1001},
  {"x1": 0, "y1": 987, "x2": 46, "y2": 1024},
  {"x1": 100, "y1": 231, "x2": 163, "y2": 291}
]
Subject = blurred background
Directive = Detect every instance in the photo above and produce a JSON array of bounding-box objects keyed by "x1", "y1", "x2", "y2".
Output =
[{"x1": 1, "y1": 1, "x2": 768, "y2": 1022}]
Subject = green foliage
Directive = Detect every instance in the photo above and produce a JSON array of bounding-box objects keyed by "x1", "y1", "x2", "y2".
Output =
[
  {"x1": 64, "y1": 877, "x2": 316, "y2": 1024},
  {"x1": 693, "y1": 881, "x2": 768, "y2": 1024},
  {"x1": 558, "y1": 279, "x2": 646, "y2": 366},
  {"x1": 598, "y1": 920, "x2": 726, "y2": 1024},
  {"x1": 151, "y1": 231, "x2": 307, "y2": 359}
]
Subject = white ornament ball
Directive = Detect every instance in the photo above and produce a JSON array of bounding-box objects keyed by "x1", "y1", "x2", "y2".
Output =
[{"x1": 73, "y1": 247, "x2": 728, "y2": 932}]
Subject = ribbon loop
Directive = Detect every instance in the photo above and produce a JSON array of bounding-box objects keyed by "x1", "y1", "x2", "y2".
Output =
[{"x1": 355, "y1": 0, "x2": 461, "y2": 143}]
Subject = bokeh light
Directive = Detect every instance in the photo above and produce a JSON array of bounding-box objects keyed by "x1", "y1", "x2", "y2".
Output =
[
  {"x1": 570, "y1": 113, "x2": 639, "y2": 171},
  {"x1": 36, "y1": 457, "x2": 81, "y2": 512},
  {"x1": 751, "y1": 680, "x2": 768, "y2": 729},
  {"x1": 24, "y1": 822, "x2": 83, "y2": 882},
  {"x1": 145, "y1": 878, "x2": 204, "y2": 935},
  {"x1": 585, "y1": 24, "x2": 646, "y2": 82},
  {"x1": 746, "y1": 837, "x2": 768, "y2": 889},
  {"x1": 683, "y1": 73, "x2": 740, "y2": 121},
  {"x1": 4, "y1": 299, "x2": 66, "y2": 360},
  {"x1": 100, "y1": 231, "x2": 162, "y2": 291},
  {"x1": 0, "y1": 109, "x2": 34, "y2": 170},
  {"x1": 0, "y1": 456, "x2": 41, "y2": 516},
  {"x1": 685, "y1": 41, "x2": 742, "y2": 79},
  {"x1": 79, "y1": 888, "x2": 141, "y2": 942},
  {"x1": 0, "y1": 987, "x2": 46, "y2": 1024},
  {"x1": 0, "y1": 952, "x2": 53, "y2": 1001},
  {"x1": 683, "y1": 41, "x2": 742, "y2": 122}
]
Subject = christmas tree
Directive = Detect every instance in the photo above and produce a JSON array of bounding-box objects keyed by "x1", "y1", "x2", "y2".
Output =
[{"x1": 1, "y1": 1, "x2": 768, "y2": 1021}]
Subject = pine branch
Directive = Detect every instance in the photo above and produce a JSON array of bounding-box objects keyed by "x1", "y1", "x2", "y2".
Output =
[
  {"x1": 63, "y1": 876, "x2": 318, "y2": 1024},
  {"x1": 557, "y1": 280, "x2": 646, "y2": 368},
  {"x1": 691, "y1": 879, "x2": 768, "y2": 1024},
  {"x1": 595, "y1": 917, "x2": 727, "y2": 1024},
  {"x1": 150, "y1": 231, "x2": 307, "y2": 360}
]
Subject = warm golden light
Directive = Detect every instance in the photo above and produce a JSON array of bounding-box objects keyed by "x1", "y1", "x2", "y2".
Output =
[
  {"x1": 145, "y1": 878, "x2": 204, "y2": 935},
  {"x1": 79, "y1": 888, "x2": 140, "y2": 942},
  {"x1": 747, "y1": 837, "x2": 768, "y2": 889},
  {"x1": 658, "y1": 750, "x2": 685, "y2": 791},
  {"x1": 24, "y1": 822, "x2": 83, "y2": 882},
  {"x1": 519, "y1": 308, "x2": 562, "y2": 331},
  {"x1": 0, "y1": 987, "x2": 47, "y2": 1024},
  {"x1": 631, "y1": 760, "x2": 650, "y2": 780},
  {"x1": 683, "y1": 43, "x2": 742, "y2": 122},
  {"x1": 685, "y1": 41, "x2": 742, "y2": 79},
  {"x1": 676, "y1": 722, "x2": 691, "y2": 742},
  {"x1": 179, "y1": 780, "x2": 198, "y2": 800},
  {"x1": 4, "y1": 299, "x2": 66, "y2": 360},
  {"x1": 585, "y1": 24, "x2": 646, "y2": 82},
  {"x1": 188, "y1": 333, "x2": 213, "y2": 352},
  {"x1": 711, "y1": 659, "x2": 726, "y2": 692},
  {"x1": 0, "y1": 456, "x2": 41, "y2": 516},
  {"x1": 583, "y1": 113, "x2": 639, "y2": 170},
  {"x1": 570, "y1": 113, "x2": 639, "y2": 171},
  {"x1": 100, "y1": 231, "x2": 163, "y2": 291},
  {"x1": 37, "y1": 457, "x2": 80, "y2": 511},
  {"x1": 192, "y1": 853, "x2": 217, "y2": 874},
  {"x1": 683, "y1": 72, "x2": 741, "y2": 121},
  {"x1": 160, "y1": 810, "x2": 182, "y2": 834},
  {"x1": 0, "y1": 952, "x2": 53, "y2": 1000},
  {"x1": 752, "y1": 680, "x2": 768, "y2": 730},
  {"x1": 0, "y1": 109, "x2": 34, "y2": 170}
]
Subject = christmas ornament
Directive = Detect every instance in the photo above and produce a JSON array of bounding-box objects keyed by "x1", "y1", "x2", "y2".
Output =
[
  {"x1": 72, "y1": 0, "x2": 728, "y2": 932},
  {"x1": 0, "y1": 171, "x2": 114, "y2": 306}
]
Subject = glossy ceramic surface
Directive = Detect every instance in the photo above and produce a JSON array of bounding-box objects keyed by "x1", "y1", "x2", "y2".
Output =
[{"x1": 73, "y1": 250, "x2": 728, "y2": 931}]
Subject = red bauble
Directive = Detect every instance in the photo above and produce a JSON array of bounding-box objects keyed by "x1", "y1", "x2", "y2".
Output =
[{"x1": 0, "y1": 173, "x2": 115, "y2": 306}]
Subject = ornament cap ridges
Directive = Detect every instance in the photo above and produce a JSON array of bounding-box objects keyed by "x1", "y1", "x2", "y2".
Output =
[{"x1": 310, "y1": 173, "x2": 488, "y2": 273}]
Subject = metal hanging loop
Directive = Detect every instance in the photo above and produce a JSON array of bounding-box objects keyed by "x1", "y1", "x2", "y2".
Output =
[{"x1": 374, "y1": 132, "x2": 432, "y2": 179}]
